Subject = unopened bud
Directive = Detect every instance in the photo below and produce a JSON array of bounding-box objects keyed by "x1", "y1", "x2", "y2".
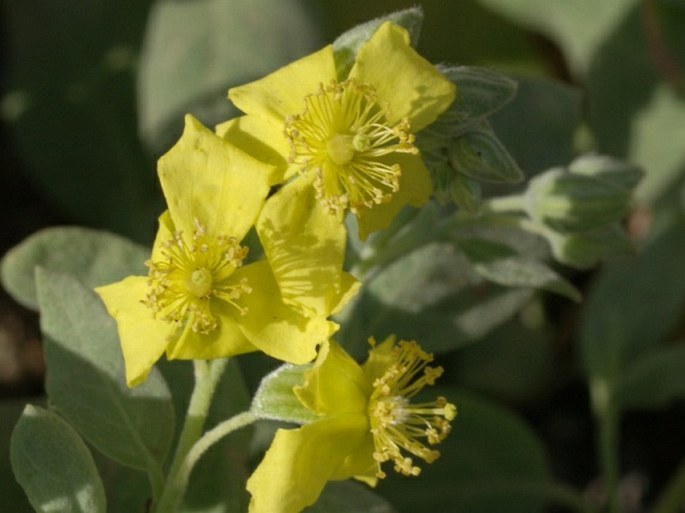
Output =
[{"x1": 526, "y1": 167, "x2": 631, "y2": 233}]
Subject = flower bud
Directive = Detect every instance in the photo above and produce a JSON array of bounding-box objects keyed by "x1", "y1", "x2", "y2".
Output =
[
  {"x1": 525, "y1": 167, "x2": 631, "y2": 233},
  {"x1": 569, "y1": 154, "x2": 643, "y2": 192},
  {"x1": 544, "y1": 225, "x2": 634, "y2": 269}
]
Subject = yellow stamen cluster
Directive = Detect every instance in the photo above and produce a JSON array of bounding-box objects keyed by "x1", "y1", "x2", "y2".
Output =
[
  {"x1": 144, "y1": 218, "x2": 251, "y2": 334},
  {"x1": 369, "y1": 340, "x2": 456, "y2": 478},
  {"x1": 284, "y1": 79, "x2": 419, "y2": 215}
]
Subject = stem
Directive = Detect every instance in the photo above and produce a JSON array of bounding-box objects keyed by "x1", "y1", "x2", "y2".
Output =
[
  {"x1": 170, "y1": 411, "x2": 258, "y2": 497},
  {"x1": 481, "y1": 193, "x2": 527, "y2": 214},
  {"x1": 591, "y1": 378, "x2": 621, "y2": 513},
  {"x1": 540, "y1": 482, "x2": 597, "y2": 513},
  {"x1": 153, "y1": 359, "x2": 229, "y2": 513},
  {"x1": 650, "y1": 456, "x2": 685, "y2": 513}
]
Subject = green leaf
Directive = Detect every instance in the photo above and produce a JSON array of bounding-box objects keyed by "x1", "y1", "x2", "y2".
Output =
[
  {"x1": 584, "y1": 5, "x2": 685, "y2": 205},
  {"x1": 2, "y1": 0, "x2": 158, "y2": 239},
  {"x1": 35, "y1": 268, "x2": 175, "y2": 475},
  {"x1": 378, "y1": 389, "x2": 553, "y2": 513},
  {"x1": 0, "y1": 399, "x2": 40, "y2": 513},
  {"x1": 337, "y1": 242, "x2": 535, "y2": 356},
  {"x1": 477, "y1": 0, "x2": 637, "y2": 73},
  {"x1": 1, "y1": 227, "x2": 148, "y2": 311},
  {"x1": 490, "y1": 77, "x2": 582, "y2": 175},
  {"x1": 580, "y1": 226, "x2": 685, "y2": 384},
  {"x1": 333, "y1": 7, "x2": 424, "y2": 78},
  {"x1": 453, "y1": 318, "x2": 553, "y2": 404},
  {"x1": 251, "y1": 363, "x2": 318, "y2": 424},
  {"x1": 455, "y1": 237, "x2": 582, "y2": 302},
  {"x1": 448, "y1": 128, "x2": 524, "y2": 183},
  {"x1": 139, "y1": 0, "x2": 322, "y2": 153},
  {"x1": 10, "y1": 405, "x2": 106, "y2": 513},
  {"x1": 305, "y1": 481, "x2": 396, "y2": 513},
  {"x1": 615, "y1": 345, "x2": 685, "y2": 410}
]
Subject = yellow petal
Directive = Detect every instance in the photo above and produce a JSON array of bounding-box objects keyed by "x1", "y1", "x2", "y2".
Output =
[
  {"x1": 95, "y1": 277, "x2": 171, "y2": 387},
  {"x1": 164, "y1": 300, "x2": 256, "y2": 360},
  {"x1": 158, "y1": 114, "x2": 272, "y2": 240},
  {"x1": 229, "y1": 45, "x2": 337, "y2": 126},
  {"x1": 294, "y1": 340, "x2": 369, "y2": 415},
  {"x1": 361, "y1": 335, "x2": 397, "y2": 384},
  {"x1": 247, "y1": 415, "x2": 368, "y2": 513},
  {"x1": 356, "y1": 153, "x2": 432, "y2": 239},
  {"x1": 149, "y1": 210, "x2": 174, "y2": 263},
  {"x1": 350, "y1": 22, "x2": 456, "y2": 132},
  {"x1": 215, "y1": 115, "x2": 289, "y2": 185},
  {"x1": 232, "y1": 261, "x2": 334, "y2": 364},
  {"x1": 257, "y1": 174, "x2": 359, "y2": 317},
  {"x1": 331, "y1": 434, "x2": 378, "y2": 486}
]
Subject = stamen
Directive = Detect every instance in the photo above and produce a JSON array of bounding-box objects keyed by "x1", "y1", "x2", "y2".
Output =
[
  {"x1": 143, "y1": 219, "x2": 251, "y2": 333},
  {"x1": 284, "y1": 79, "x2": 419, "y2": 214},
  {"x1": 368, "y1": 340, "x2": 456, "y2": 478}
]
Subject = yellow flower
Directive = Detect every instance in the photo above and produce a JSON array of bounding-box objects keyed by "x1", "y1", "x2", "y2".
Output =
[
  {"x1": 223, "y1": 22, "x2": 456, "y2": 239},
  {"x1": 96, "y1": 115, "x2": 359, "y2": 387},
  {"x1": 247, "y1": 336, "x2": 456, "y2": 513}
]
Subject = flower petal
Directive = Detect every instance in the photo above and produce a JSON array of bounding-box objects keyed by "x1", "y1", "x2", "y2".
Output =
[
  {"x1": 215, "y1": 115, "x2": 289, "y2": 185},
  {"x1": 295, "y1": 340, "x2": 369, "y2": 415},
  {"x1": 158, "y1": 114, "x2": 272, "y2": 240},
  {"x1": 350, "y1": 22, "x2": 456, "y2": 132},
  {"x1": 95, "y1": 277, "x2": 171, "y2": 387},
  {"x1": 361, "y1": 335, "x2": 397, "y2": 384},
  {"x1": 247, "y1": 415, "x2": 368, "y2": 513},
  {"x1": 257, "y1": 174, "x2": 360, "y2": 317},
  {"x1": 229, "y1": 45, "x2": 337, "y2": 126},
  {"x1": 232, "y1": 260, "x2": 335, "y2": 364},
  {"x1": 356, "y1": 152, "x2": 432, "y2": 239}
]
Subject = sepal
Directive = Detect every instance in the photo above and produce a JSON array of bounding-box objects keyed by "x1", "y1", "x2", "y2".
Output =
[
  {"x1": 251, "y1": 363, "x2": 318, "y2": 424},
  {"x1": 448, "y1": 128, "x2": 523, "y2": 184},
  {"x1": 436, "y1": 65, "x2": 518, "y2": 134}
]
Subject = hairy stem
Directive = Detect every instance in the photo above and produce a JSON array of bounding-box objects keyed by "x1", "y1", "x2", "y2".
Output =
[{"x1": 153, "y1": 359, "x2": 229, "y2": 513}]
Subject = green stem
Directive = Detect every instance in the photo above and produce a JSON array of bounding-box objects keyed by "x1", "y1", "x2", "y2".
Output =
[
  {"x1": 650, "y1": 456, "x2": 685, "y2": 513},
  {"x1": 592, "y1": 378, "x2": 621, "y2": 513},
  {"x1": 170, "y1": 411, "x2": 258, "y2": 497},
  {"x1": 481, "y1": 193, "x2": 527, "y2": 214},
  {"x1": 537, "y1": 482, "x2": 597, "y2": 513},
  {"x1": 153, "y1": 359, "x2": 229, "y2": 513}
]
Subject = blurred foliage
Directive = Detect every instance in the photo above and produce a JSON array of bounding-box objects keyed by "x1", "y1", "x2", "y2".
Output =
[{"x1": 2, "y1": 1, "x2": 685, "y2": 513}]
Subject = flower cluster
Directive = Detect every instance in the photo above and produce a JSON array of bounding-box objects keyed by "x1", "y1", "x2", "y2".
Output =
[{"x1": 97, "y1": 20, "x2": 456, "y2": 513}]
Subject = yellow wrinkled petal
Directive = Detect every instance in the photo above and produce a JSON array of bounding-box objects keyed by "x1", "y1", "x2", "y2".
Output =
[
  {"x1": 350, "y1": 22, "x2": 456, "y2": 131},
  {"x1": 247, "y1": 416, "x2": 368, "y2": 513},
  {"x1": 294, "y1": 340, "x2": 369, "y2": 415},
  {"x1": 229, "y1": 45, "x2": 337, "y2": 126},
  {"x1": 215, "y1": 115, "x2": 289, "y2": 185},
  {"x1": 95, "y1": 277, "x2": 171, "y2": 387},
  {"x1": 257, "y1": 174, "x2": 359, "y2": 317},
  {"x1": 361, "y1": 335, "x2": 397, "y2": 385},
  {"x1": 232, "y1": 261, "x2": 333, "y2": 364},
  {"x1": 158, "y1": 114, "x2": 272, "y2": 240},
  {"x1": 356, "y1": 153, "x2": 432, "y2": 239}
]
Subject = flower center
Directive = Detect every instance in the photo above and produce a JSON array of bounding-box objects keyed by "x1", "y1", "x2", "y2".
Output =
[
  {"x1": 284, "y1": 79, "x2": 419, "y2": 214},
  {"x1": 144, "y1": 218, "x2": 251, "y2": 334},
  {"x1": 326, "y1": 134, "x2": 355, "y2": 165},
  {"x1": 369, "y1": 340, "x2": 456, "y2": 478}
]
